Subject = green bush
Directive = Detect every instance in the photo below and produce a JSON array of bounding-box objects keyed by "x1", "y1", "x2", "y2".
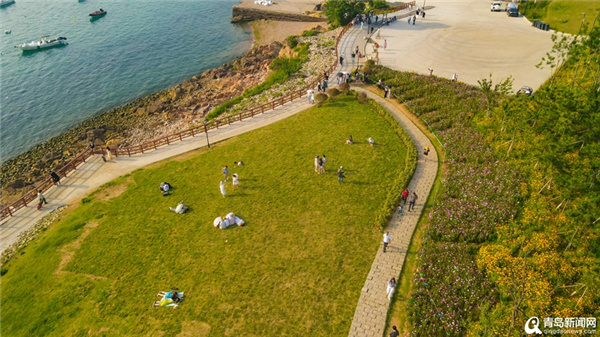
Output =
[
  {"x1": 315, "y1": 93, "x2": 328, "y2": 103},
  {"x1": 286, "y1": 35, "x2": 298, "y2": 48},
  {"x1": 365, "y1": 98, "x2": 417, "y2": 230},
  {"x1": 328, "y1": 88, "x2": 341, "y2": 97},
  {"x1": 357, "y1": 92, "x2": 367, "y2": 103},
  {"x1": 338, "y1": 82, "x2": 350, "y2": 92},
  {"x1": 301, "y1": 29, "x2": 319, "y2": 37}
]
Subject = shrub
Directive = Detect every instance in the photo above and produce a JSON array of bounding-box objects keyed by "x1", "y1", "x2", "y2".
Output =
[
  {"x1": 81, "y1": 197, "x2": 92, "y2": 205},
  {"x1": 315, "y1": 93, "x2": 328, "y2": 103},
  {"x1": 327, "y1": 88, "x2": 341, "y2": 97},
  {"x1": 357, "y1": 92, "x2": 367, "y2": 103},
  {"x1": 338, "y1": 82, "x2": 350, "y2": 92},
  {"x1": 286, "y1": 35, "x2": 298, "y2": 49},
  {"x1": 301, "y1": 29, "x2": 319, "y2": 37}
]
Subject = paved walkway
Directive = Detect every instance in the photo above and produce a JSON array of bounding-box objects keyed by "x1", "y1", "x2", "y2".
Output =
[{"x1": 348, "y1": 88, "x2": 438, "y2": 337}]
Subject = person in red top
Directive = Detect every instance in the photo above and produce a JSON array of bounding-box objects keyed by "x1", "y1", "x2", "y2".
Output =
[{"x1": 401, "y1": 189, "x2": 409, "y2": 204}]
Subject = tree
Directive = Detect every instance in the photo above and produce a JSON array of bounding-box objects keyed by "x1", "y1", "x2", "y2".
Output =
[
  {"x1": 324, "y1": 0, "x2": 366, "y2": 28},
  {"x1": 477, "y1": 73, "x2": 514, "y2": 117}
]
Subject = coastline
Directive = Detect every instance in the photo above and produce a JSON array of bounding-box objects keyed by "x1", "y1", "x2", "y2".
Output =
[{"x1": 1, "y1": 12, "x2": 327, "y2": 206}]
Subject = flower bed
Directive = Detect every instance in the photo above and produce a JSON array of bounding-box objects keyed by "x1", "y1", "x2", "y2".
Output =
[{"x1": 364, "y1": 65, "x2": 523, "y2": 335}]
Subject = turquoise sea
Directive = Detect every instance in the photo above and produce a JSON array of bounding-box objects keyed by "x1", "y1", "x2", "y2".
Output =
[{"x1": 0, "y1": 0, "x2": 252, "y2": 163}]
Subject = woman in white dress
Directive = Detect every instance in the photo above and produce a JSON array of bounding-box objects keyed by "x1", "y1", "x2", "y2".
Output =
[{"x1": 220, "y1": 181, "x2": 226, "y2": 198}]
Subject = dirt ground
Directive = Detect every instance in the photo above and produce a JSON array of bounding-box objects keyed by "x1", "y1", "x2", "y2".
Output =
[
  {"x1": 236, "y1": 0, "x2": 323, "y2": 15},
  {"x1": 250, "y1": 20, "x2": 329, "y2": 46}
]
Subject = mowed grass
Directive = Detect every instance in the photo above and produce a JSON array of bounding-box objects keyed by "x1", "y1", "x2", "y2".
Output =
[
  {"x1": 522, "y1": 0, "x2": 600, "y2": 35},
  {"x1": 1, "y1": 95, "x2": 409, "y2": 337}
]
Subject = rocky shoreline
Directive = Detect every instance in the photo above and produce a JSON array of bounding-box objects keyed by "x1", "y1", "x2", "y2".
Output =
[{"x1": 1, "y1": 41, "x2": 283, "y2": 206}]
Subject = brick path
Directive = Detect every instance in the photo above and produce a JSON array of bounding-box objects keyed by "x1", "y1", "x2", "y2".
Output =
[{"x1": 348, "y1": 88, "x2": 438, "y2": 337}]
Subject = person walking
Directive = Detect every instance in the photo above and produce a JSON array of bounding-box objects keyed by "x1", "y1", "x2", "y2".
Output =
[
  {"x1": 401, "y1": 189, "x2": 409, "y2": 204},
  {"x1": 351, "y1": 52, "x2": 355, "y2": 65},
  {"x1": 384, "y1": 39, "x2": 387, "y2": 50},
  {"x1": 382, "y1": 231, "x2": 391, "y2": 252},
  {"x1": 412, "y1": 15, "x2": 416, "y2": 25},
  {"x1": 219, "y1": 181, "x2": 226, "y2": 198},
  {"x1": 50, "y1": 171, "x2": 61, "y2": 185},
  {"x1": 408, "y1": 192, "x2": 418, "y2": 211},
  {"x1": 339, "y1": 55, "x2": 344, "y2": 66},
  {"x1": 105, "y1": 147, "x2": 113, "y2": 161},
  {"x1": 386, "y1": 277, "x2": 396, "y2": 300},
  {"x1": 317, "y1": 81, "x2": 322, "y2": 93},
  {"x1": 424, "y1": 146, "x2": 430, "y2": 162},
  {"x1": 222, "y1": 165, "x2": 229, "y2": 181},
  {"x1": 389, "y1": 326, "x2": 400, "y2": 337},
  {"x1": 355, "y1": 45, "x2": 359, "y2": 55},
  {"x1": 407, "y1": 16, "x2": 411, "y2": 24},
  {"x1": 397, "y1": 204, "x2": 404, "y2": 216},
  {"x1": 337, "y1": 166, "x2": 345, "y2": 182},
  {"x1": 307, "y1": 88, "x2": 315, "y2": 103},
  {"x1": 38, "y1": 190, "x2": 47, "y2": 205},
  {"x1": 360, "y1": 20, "x2": 364, "y2": 30},
  {"x1": 422, "y1": 11, "x2": 426, "y2": 18}
]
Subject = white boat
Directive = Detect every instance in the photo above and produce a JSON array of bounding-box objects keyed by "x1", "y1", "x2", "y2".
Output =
[
  {"x1": 16, "y1": 36, "x2": 67, "y2": 51},
  {"x1": 0, "y1": 0, "x2": 15, "y2": 7}
]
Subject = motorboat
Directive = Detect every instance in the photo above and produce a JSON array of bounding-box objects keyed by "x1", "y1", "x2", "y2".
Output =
[
  {"x1": 0, "y1": 0, "x2": 15, "y2": 7},
  {"x1": 16, "y1": 36, "x2": 67, "y2": 51},
  {"x1": 89, "y1": 9, "x2": 106, "y2": 17}
]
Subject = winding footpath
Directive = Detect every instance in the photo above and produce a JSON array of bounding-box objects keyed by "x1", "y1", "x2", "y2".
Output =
[{"x1": 0, "y1": 6, "x2": 435, "y2": 336}]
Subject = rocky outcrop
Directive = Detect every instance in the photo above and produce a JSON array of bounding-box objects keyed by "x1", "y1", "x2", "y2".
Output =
[
  {"x1": 0, "y1": 42, "x2": 283, "y2": 206},
  {"x1": 231, "y1": 6, "x2": 325, "y2": 23}
]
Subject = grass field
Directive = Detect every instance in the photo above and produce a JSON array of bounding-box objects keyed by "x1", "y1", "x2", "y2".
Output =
[
  {"x1": 520, "y1": 1, "x2": 600, "y2": 35},
  {"x1": 1, "y1": 95, "x2": 412, "y2": 337}
]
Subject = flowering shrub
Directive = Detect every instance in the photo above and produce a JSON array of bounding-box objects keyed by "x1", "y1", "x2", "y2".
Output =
[{"x1": 364, "y1": 66, "x2": 523, "y2": 335}]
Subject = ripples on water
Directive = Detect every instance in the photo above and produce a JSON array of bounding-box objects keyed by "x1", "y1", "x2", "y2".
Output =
[{"x1": 0, "y1": 0, "x2": 252, "y2": 163}]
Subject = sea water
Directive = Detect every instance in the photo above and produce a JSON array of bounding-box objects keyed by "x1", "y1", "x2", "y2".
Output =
[{"x1": 0, "y1": 0, "x2": 252, "y2": 163}]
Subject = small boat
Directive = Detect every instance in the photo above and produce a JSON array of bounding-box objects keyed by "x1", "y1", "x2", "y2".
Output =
[
  {"x1": 16, "y1": 35, "x2": 67, "y2": 51},
  {"x1": 0, "y1": 0, "x2": 15, "y2": 7},
  {"x1": 89, "y1": 9, "x2": 106, "y2": 17}
]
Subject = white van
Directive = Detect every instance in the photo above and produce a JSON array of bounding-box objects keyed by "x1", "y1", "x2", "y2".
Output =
[{"x1": 491, "y1": 2, "x2": 502, "y2": 11}]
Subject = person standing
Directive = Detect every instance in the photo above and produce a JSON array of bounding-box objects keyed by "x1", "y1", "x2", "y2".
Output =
[
  {"x1": 383, "y1": 231, "x2": 391, "y2": 252},
  {"x1": 321, "y1": 154, "x2": 327, "y2": 173},
  {"x1": 384, "y1": 39, "x2": 387, "y2": 50},
  {"x1": 105, "y1": 147, "x2": 113, "y2": 161},
  {"x1": 315, "y1": 155, "x2": 320, "y2": 173},
  {"x1": 452, "y1": 73, "x2": 458, "y2": 82},
  {"x1": 409, "y1": 192, "x2": 418, "y2": 211},
  {"x1": 397, "y1": 204, "x2": 404, "y2": 216},
  {"x1": 424, "y1": 146, "x2": 430, "y2": 162},
  {"x1": 222, "y1": 166, "x2": 229, "y2": 181},
  {"x1": 355, "y1": 45, "x2": 359, "y2": 55},
  {"x1": 232, "y1": 173, "x2": 239, "y2": 189},
  {"x1": 422, "y1": 11, "x2": 426, "y2": 18},
  {"x1": 337, "y1": 166, "x2": 345, "y2": 182},
  {"x1": 389, "y1": 326, "x2": 400, "y2": 337},
  {"x1": 407, "y1": 16, "x2": 411, "y2": 24},
  {"x1": 339, "y1": 55, "x2": 344, "y2": 66},
  {"x1": 428, "y1": 67, "x2": 434, "y2": 76},
  {"x1": 317, "y1": 81, "x2": 322, "y2": 93},
  {"x1": 401, "y1": 189, "x2": 409, "y2": 204},
  {"x1": 219, "y1": 181, "x2": 226, "y2": 198},
  {"x1": 323, "y1": 71, "x2": 329, "y2": 81},
  {"x1": 351, "y1": 52, "x2": 355, "y2": 65},
  {"x1": 360, "y1": 20, "x2": 364, "y2": 30},
  {"x1": 412, "y1": 15, "x2": 416, "y2": 25},
  {"x1": 387, "y1": 277, "x2": 396, "y2": 300}
]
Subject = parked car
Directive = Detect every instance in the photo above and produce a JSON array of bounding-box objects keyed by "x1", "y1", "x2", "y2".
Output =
[
  {"x1": 517, "y1": 86, "x2": 533, "y2": 96},
  {"x1": 491, "y1": 2, "x2": 502, "y2": 11},
  {"x1": 507, "y1": 2, "x2": 519, "y2": 16}
]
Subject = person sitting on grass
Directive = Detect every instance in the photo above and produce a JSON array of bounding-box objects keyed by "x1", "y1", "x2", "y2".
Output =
[
  {"x1": 368, "y1": 137, "x2": 375, "y2": 147},
  {"x1": 159, "y1": 182, "x2": 171, "y2": 194},
  {"x1": 234, "y1": 160, "x2": 244, "y2": 166},
  {"x1": 170, "y1": 201, "x2": 188, "y2": 214}
]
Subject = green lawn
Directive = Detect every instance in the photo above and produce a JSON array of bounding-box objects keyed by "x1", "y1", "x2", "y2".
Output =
[
  {"x1": 520, "y1": 1, "x2": 600, "y2": 35},
  {"x1": 1, "y1": 95, "x2": 411, "y2": 337}
]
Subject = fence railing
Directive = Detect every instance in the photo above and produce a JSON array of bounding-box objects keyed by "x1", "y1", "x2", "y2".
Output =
[{"x1": 0, "y1": 2, "x2": 414, "y2": 222}]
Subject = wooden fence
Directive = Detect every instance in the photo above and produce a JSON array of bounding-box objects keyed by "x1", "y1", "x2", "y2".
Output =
[{"x1": 0, "y1": 2, "x2": 414, "y2": 221}]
